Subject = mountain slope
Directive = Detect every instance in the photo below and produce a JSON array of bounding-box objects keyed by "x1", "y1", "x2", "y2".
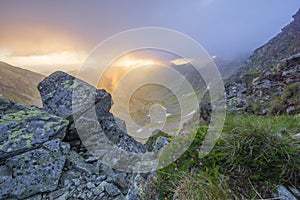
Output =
[
  {"x1": 233, "y1": 9, "x2": 300, "y2": 79},
  {"x1": 0, "y1": 61, "x2": 44, "y2": 106},
  {"x1": 226, "y1": 9, "x2": 300, "y2": 115}
]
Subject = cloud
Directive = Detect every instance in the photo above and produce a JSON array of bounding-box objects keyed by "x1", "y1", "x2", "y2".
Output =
[
  {"x1": 0, "y1": 23, "x2": 88, "y2": 57},
  {"x1": 170, "y1": 58, "x2": 190, "y2": 65}
]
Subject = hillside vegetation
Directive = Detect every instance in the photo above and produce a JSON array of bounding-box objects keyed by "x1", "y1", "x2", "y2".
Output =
[{"x1": 0, "y1": 62, "x2": 44, "y2": 106}]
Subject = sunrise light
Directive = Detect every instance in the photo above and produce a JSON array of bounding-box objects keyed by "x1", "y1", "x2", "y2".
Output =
[{"x1": 112, "y1": 55, "x2": 160, "y2": 68}]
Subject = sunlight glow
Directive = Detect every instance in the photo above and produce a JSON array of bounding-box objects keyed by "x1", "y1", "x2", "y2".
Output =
[
  {"x1": 112, "y1": 55, "x2": 160, "y2": 68},
  {"x1": 1, "y1": 51, "x2": 87, "y2": 74}
]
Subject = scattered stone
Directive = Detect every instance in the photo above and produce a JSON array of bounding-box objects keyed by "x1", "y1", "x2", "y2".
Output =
[
  {"x1": 86, "y1": 182, "x2": 96, "y2": 189},
  {"x1": 104, "y1": 182, "x2": 121, "y2": 197},
  {"x1": 86, "y1": 191, "x2": 93, "y2": 199},
  {"x1": 48, "y1": 188, "x2": 69, "y2": 200},
  {"x1": 277, "y1": 185, "x2": 297, "y2": 200},
  {"x1": 92, "y1": 186, "x2": 105, "y2": 196},
  {"x1": 72, "y1": 178, "x2": 81, "y2": 186}
]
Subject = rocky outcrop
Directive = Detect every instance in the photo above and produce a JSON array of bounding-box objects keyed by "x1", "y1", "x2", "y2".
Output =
[
  {"x1": 38, "y1": 71, "x2": 147, "y2": 154},
  {"x1": 0, "y1": 99, "x2": 69, "y2": 199},
  {"x1": 226, "y1": 53, "x2": 300, "y2": 115},
  {"x1": 0, "y1": 70, "x2": 152, "y2": 199}
]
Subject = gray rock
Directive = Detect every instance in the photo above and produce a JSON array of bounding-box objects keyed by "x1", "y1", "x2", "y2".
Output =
[
  {"x1": 66, "y1": 150, "x2": 98, "y2": 174},
  {"x1": 38, "y1": 71, "x2": 112, "y2": 119},
  {"x1": 85, "y1": 156, "x2": 98, "y2": 163},
  {"x1": 0, "y1": 148, "x2": 65, "y2": 199},
  {"x1": 292, "y1": 133, "x2": 300, "y2": 139},
  {"x1": 286, "y1": 106, "x2": 296, "y2": 115},
  {"x1": 277, "y1": 185, "x2": 297, "y2": 200},
  {"x1": 0, "y1": 165, "x2": 12, "y2": 177},
  {"x1": 72, "y1": 178, "x2": 81, "y2": 186},
  {"x1": 60, "y1": 170, "x2": 80, "y2": 186},
  {"x1": 55, "y1": 193, "x2": 69, "y2": 200},
  {"x1": 114, "y1": 194, "x2": 126, "y2": 200},
  {"x1": 92, "y1": 186, "x2": 105, "y2": 196},
  {"x1": 86, "y1": 191, "x2": 93, "y2": 199},
  {"x1": 78, "y1": 192, "x2": 87, "y2": 199},
  {"x1": 104, "y1": 182, "x2": 121, "y2": 197},
  {"x1": 289, "y1": 186, "x2": 300, "y2": 197},
  {"x1": 48, "y1": 188, "x2": 69, "y2": 200},
  {"x1": 38, "y1": 71, "x2": 147, "y2": 154},
  {"x1": 87, "y1": 181, "x2": 96, "y2": 189},
  {"x1": 0, "y1": 97, "x2": 27, "y2": 115},
  {"x1": 95, "y1": 175, "x2": 107, "y2": 185},
  {"x1": 0, "y1": 106, "x2": 68, "y2": 159},
  {"x1": 43, "y1": 139, "x2": 70, "y2": 154},
  {"x1": 23, "y1": 194, "x2": 42, "y2": 200},
  {"x1": 100, "y1": 164, "x2": 116, "y2": 178},
  {"x1": 153, "y1": 136, "x2": 170, "y2": 151}
]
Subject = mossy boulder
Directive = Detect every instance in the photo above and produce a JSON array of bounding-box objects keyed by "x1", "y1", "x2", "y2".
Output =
[{"x1": 0, "y1": 103, "x2": 68, "y2": 160}]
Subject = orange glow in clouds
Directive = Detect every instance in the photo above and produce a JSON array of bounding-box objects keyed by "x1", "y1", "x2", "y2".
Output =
[{"x1": 0, "y1": 23, "x2": 88, "y2": 75}]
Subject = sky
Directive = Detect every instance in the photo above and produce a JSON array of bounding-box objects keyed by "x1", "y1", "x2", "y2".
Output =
[{"x1": 0, "y1": 0, "x2": 299, "y2": 74}]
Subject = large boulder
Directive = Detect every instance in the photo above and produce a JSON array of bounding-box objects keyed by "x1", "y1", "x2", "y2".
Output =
[
  {"x1": 38, "y1": 71, "x2": 112, "y2": 120},
  {"x1": 38, "y1": 71, "x2": 147, "y2": 154}
]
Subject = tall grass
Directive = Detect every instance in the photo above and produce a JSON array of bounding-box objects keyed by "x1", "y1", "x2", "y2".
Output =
[{"x1": 154, "y1": 113, "x2": 300, "y2": 199}]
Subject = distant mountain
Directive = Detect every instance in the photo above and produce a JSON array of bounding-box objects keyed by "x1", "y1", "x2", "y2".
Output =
[{"x1": 0, "y1": 61, "x2": 44, "y2": 106}]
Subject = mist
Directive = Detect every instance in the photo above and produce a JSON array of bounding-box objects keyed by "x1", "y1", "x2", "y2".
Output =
[{"x1": 0, "y1": 0, "x2": 299, "y2": 73}]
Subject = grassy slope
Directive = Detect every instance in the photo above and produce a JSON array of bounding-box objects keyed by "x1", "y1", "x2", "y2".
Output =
[
  {"x1": 151, "y1": 113, "x2": 300, "y2": 199},
  {"x1": 0, "y1": 61, "x2": 44, "y2": 107}
]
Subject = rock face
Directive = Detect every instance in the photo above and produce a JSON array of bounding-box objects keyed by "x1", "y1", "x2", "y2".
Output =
[{"x1": 0, "y1": 70, "x2": 151, "y2": 199}]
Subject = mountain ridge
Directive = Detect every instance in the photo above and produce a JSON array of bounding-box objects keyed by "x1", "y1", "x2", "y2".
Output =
[{"x1": 0, "y1": 61, "x2": 44, "y2": 107}]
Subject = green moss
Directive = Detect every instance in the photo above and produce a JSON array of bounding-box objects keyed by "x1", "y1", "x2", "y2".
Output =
[
  {"x1": 26, "y1": 140, "x2": 31, "y2": 147},
  {"x1": 21, "y1": 133, "x2": 34, "y2": 139}
]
